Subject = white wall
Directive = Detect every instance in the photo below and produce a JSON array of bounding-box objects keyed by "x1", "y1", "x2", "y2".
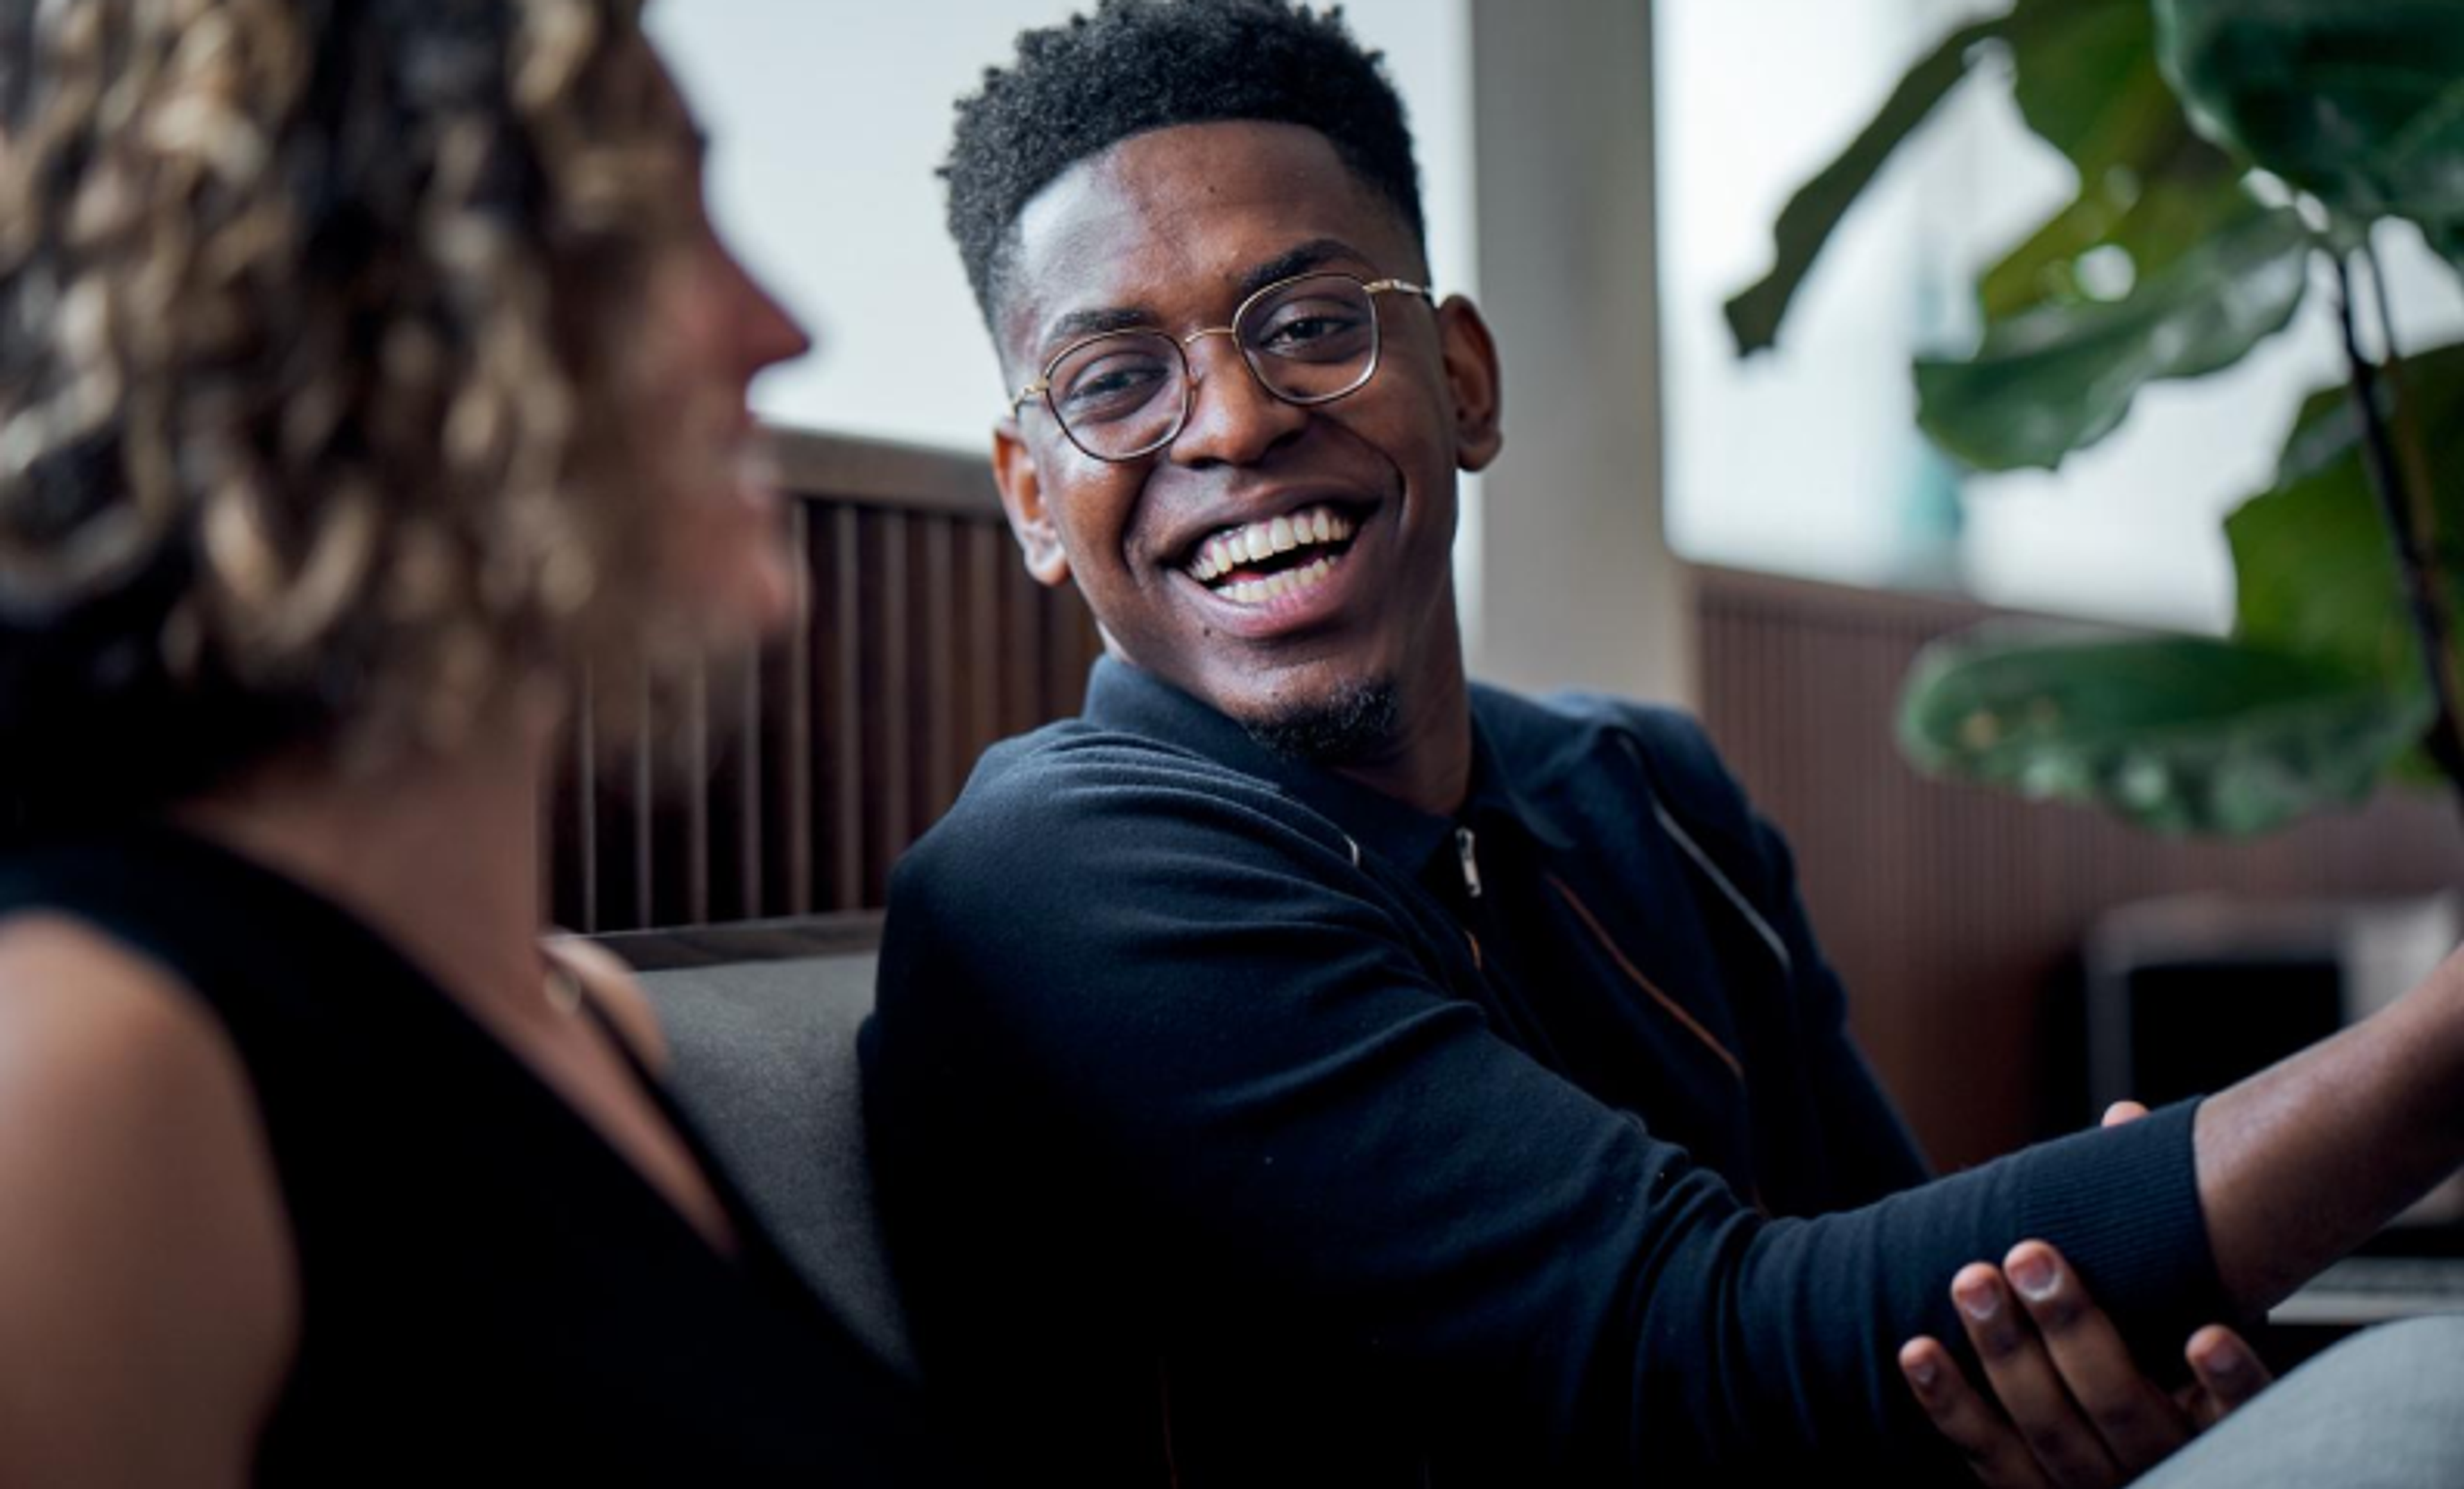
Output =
[{"x1": 1467, "y1": 0, "x2": 1686, "y2": 704}]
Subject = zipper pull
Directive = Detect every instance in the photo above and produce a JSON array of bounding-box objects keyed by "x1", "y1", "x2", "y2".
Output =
[{"x1": 1455, "y1": 826, "x2": 1484, "y2": 900}]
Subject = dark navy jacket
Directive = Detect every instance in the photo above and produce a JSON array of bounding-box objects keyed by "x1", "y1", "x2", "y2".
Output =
[{"x1": 865, "y1": 658, "x2": 2221, "y2": 1485}]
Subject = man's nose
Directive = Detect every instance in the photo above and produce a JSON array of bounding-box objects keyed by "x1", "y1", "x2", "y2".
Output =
[{"x1": 1166, "y1": 330, "x2": 1308, "y2": 468}]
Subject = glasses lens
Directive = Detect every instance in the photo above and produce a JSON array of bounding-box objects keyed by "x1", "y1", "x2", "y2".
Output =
[
  {"x1": 1238, "y1": 275, "x2": 1379, "y2": 404},
  {"x1": 1048, "y1": 332, "x2": 1185, "y2": 459}
]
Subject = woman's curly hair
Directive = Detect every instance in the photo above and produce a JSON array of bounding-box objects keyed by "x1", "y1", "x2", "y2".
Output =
[{"x1": 0, "y1": 0, "x2": 696, "y2": 828}]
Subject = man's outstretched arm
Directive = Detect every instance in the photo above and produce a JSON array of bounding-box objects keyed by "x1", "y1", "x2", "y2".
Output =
[
  {"x1": 1894, "y1": 974, "x2": 2464, "y2": 1488},
  {"x1": 2193, "y1": 960, "x2": 2464, "y2": 1307}
]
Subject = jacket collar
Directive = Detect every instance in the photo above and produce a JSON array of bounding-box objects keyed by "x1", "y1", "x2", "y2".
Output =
[{"x1": 1079, "y1": 658, "x2": 1574, "y2": 880}]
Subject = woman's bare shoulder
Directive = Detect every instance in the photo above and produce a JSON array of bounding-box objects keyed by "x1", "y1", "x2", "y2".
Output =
[
  {"x1": 544, "y1": 932, "x2": 671, "y2": 1071},
  {"x1": 0, "y1": 914, "x2": 296, "y2": 1484}
]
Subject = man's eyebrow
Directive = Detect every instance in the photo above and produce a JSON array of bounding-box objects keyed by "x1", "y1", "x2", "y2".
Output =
[
  {"x1": 1045, "y1": 305, "x2": 1158, "y2": 347},
  {"x1": 1233, "y1": 238, "x2": 1371, "y2": 301},
  {"x1": 1033, "y1": 239, "x2": 1379, "y2": 355}
]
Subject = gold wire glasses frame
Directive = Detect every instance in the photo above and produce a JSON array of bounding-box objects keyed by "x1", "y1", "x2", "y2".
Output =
[{"x1": 1007, "y1": 271, "x2": 1435, "y2": 463}]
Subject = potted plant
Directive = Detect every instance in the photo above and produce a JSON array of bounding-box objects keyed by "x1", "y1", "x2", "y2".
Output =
[{"x1": 1730, "y1": 0, "x2": 2464, "y2": 836}]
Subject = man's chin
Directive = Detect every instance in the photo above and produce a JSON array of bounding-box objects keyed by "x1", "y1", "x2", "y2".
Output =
[{"x1": 1233, "y1": 676, "x2": 1401, "y2": 766}]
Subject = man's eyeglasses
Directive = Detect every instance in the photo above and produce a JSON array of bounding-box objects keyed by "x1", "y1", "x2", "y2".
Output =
[{"x1": 1008, "y1": 271, "x2": 1434, "y2": 463}]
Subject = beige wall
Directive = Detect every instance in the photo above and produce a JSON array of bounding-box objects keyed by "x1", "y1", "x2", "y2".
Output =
[{"x1": 1467, "y1": 0, "x2": 1691, "y2": 706}]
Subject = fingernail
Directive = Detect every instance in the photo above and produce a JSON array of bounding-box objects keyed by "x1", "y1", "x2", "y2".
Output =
[
  {"x1": 2198, "y1": 1340, "x2": 2248, "y2": 1384},
  {"x1": 1955, "y1": 1275, "x2": 2000, "y2": 1322},
  {"x1": 1906, "y1": 1354, "x2": 1939, "y2": 1391},
  {"x1": 2008, "y1": 1250, "x2": 2057, "y2": 1301}
]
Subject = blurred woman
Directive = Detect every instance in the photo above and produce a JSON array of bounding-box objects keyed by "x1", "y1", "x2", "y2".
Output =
[{"x1": 0, "y1": 0, "x2": 921, "y2": 1480}]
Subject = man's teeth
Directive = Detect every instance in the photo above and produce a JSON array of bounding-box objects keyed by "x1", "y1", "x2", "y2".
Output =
[
  {"x1": 1218, "y1": 554, "x2": 1337, "y2": 607},
  {"x1": 1186, "y1": 506, "x2": 1356, "y2": 583}
]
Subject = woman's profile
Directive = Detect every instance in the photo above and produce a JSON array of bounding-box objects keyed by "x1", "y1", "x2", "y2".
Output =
[{"x1": 0, "y1": 0, "x2": 917, "y2": 1479}]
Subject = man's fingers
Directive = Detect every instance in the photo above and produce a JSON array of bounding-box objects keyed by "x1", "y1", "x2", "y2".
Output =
[
  {"x1": 1910, "y1": 1236, "x2": 2239, "y2": 1489},
  {"x1": 1900, "y1": 1335, "x2": 2056, "y2": 1489},
  {"x1": 1949, "y1": 1262, "x2": 2132, "y2": 1489},
  {"x1": 2100, "y1": 1101, "x2": 2151, "y2": 1128},
  {"x1": 2001, "y1": 1241, "x2": 2194, "y2": 1476},
  {"x1": 2182, "y1": 1323, "x2": 2274, "y2": 1427}
]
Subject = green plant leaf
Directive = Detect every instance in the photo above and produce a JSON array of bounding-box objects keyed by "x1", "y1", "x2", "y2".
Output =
[
  {"x1": 2229, "y1": 340, "x2": 2464, "y2": 682},
  {"x1": 1914, "y1": 191, "x2": 2311, "y2": 471},
  {"x1": 1976, "y1": 140, "x2": 2243, "y2": 323},
  {"x1": 1725, "y1": 15, "x2": 2008, "y2": 356},
  {"x1": 2430, "y1": 220, "x2": 2464, "y2": 280},
  {"x1": 2268, "y1": 378, "x2": 2367, "y2": 489},
  {"x1": 2155, "y1": 0, "x2": 2464, "y2": 241},
  {"x1": 2007, "y1": 0, "x2": 2183, "y2": 185},
  {"x1": 2228, "y1": 457, "x2": 2421, "y2": 685},
  {"x1": 1977, "y1": 0, "x2": 2247, "y2": 325},
  {"x1": 2260, "y1": 339, "x2": 2464, "y2": 491},
  {"x1": 1977, "y1": 190, "x2": 2134, "y2": 325},
  {"x1": 1723, "y1": 0, "x2": 2254, "y2": 352},
  {"x1": 1898, "y1": 627, "x2": 2429, "y2": 834}
]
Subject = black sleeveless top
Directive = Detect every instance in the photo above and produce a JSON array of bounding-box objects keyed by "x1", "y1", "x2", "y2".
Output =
[{"x1": 0, "y1": 826, "x2": 928, "y2": 1485}]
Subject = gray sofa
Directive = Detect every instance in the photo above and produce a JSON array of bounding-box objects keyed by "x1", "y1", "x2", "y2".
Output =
[{"x1": 608, "y1": 917, "x2": 917, "y2": 1382}]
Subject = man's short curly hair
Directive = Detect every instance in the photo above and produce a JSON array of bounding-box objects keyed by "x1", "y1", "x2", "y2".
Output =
[
  {"x1": 0, "y1": 0, "x2": 696, "y2": 830},
  {"x1": 943, "y1": 0, "x2": 1425, "y2": 328}
]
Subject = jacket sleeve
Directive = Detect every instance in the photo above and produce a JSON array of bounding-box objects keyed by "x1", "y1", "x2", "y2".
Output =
[{"x1": 872, "y1": 732, "x2": 2227, "y2": 1479}]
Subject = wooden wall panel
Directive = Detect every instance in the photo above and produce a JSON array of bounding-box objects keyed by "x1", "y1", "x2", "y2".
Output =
[
  {"x1": 545, "y1": 432, "x2": 1102, "y2": 935},
  {"x1": 1693, "y1": 566, "x2": 2464, "y2": 1169}
]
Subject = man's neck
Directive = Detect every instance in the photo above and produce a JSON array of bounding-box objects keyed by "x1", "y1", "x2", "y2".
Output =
[{"x1": 1325, "y1": 664, "x2": 1475, "y2": 819}]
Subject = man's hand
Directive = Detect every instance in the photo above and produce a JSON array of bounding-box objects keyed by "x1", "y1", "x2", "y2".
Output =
[{"x1": 1897, "y1": 1103, "x2": 2275, "y2": 1487}]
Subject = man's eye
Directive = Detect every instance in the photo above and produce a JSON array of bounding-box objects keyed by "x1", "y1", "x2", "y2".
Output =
[
  {"x1": 1253, "y1": 307, "x2": 1369, "y2": 359},
  {"x1": 1059, "y1": 357, "x2": 1172, "y2": 419}
]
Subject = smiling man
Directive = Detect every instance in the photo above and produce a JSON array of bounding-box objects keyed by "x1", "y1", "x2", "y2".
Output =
[
  {"x1": 988, "y1": 126, "x2": 1487, "y2": 804},
  {"x1": 861, "y1": 3, "x2": 2464, "y2": 1485}
]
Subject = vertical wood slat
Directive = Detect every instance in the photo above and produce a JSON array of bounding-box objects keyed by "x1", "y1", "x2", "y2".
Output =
[
  {"x1": 967, "y1": 524, "x2": 1002, "y2": 787},
  {"x1": 1691, "y1": 565, "x2": 2464, "y2": 1171},
  {"x1": 828, "y1": 502, "x2": 864, "y2": 913},
  {"x1": 922, "y1": 515, "x2": 959, "y2": 819},
  {"x1": 873, "y1": 509, "x2": 912, "y2": 909},
  {"x1": 1004, "y1": 536, "x2": 1043, "y2": 738},
  {"x1": 737, "y1": 642, "x2": 764, "y2": 917},
  {"x1": 562, "y1": 665, "x2": 599, "y2": 933},
  {"x1": 685, "y1": 655, "x2": 709, "y2": 925},
  {"x1": 782, "y1": 497, "x2": 811, "y2": 914},
  {"x1": 543, "y1": 430, "x2": 1102, "y2": 936}
]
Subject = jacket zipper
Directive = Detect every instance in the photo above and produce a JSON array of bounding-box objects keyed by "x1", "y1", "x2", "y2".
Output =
[{"x1": 1455, "y1": 826, "x2": 1484, "y2": 900}]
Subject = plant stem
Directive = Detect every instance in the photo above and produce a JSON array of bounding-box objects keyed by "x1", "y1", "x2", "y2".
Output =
[
  {"x1": 2332, "y1": 250, "x2": 2464, "y2": 832},
  {"x1": 2363, "y1": 241, "x2": 2443, "y2": 560}
]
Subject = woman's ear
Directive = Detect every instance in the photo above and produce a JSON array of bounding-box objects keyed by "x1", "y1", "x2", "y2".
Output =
[
  {"x1": 1437, "y1": 296, "x2": 1503, "y2": 473},
  {"x1": 992, "y1": 421, "x2": 1072, "y2": 586}
]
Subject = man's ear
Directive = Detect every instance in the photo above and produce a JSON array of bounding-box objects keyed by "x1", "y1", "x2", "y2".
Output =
[
  {"x1": 1436, "y1": 296, "x2": 1503, "y2": 473},
  {"x1": 992, "y1": 420, "x2": 1072, "y2": 587}
]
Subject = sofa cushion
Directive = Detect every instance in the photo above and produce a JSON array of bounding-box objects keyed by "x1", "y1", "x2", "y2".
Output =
[{"x1": 633, "y1": 946, "x2": 918, "y2": 1381}]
